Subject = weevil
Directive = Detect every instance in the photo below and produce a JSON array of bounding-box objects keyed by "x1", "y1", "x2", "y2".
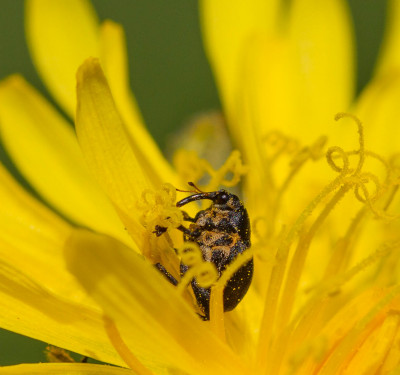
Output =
[{"x1": 155, "y1": 183, "x2": 253, "y2": 320}]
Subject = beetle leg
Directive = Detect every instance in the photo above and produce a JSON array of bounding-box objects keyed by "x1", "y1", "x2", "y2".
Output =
[
  {"x1": 153, "y1": 211, "x2": 195, "y2": 237},
  {"x1": 153, "y1": 225, "x2": 168, "y2": 237},
  {"x1": 176, "y1": 225, "x2": 202, "y2": 240},
  {"x1": 198, "y1": 313, "x2": 208, "y2": 321},
  {"x1": 182, "y1": 211, "x2": 196, "y2": 222},
  {"x1": 176, "y1": 224, "x2": 192, "y2": 236},
  {"x1": 154, "y1": 263, "x2": 178, "y2": 286}
]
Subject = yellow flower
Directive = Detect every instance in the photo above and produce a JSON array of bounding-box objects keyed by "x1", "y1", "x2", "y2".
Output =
[{"x1": 0, "y1": 1, "x2": 400, "y2": 375}]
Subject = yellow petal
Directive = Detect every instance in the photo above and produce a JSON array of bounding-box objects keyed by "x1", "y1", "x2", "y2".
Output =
[
  {"x1": 200, "y1": 0, "x2": 284, "y2": 214},
  {"x1": 240, "y1": 0, "x2": 355, "y2": 216},
  {"x1": 0, "y1": 363, "x2": 132, "y2": 374},
  {"x1": 25, "y1": 0, "x2": 99, "y2": 117},
  {"x1": 342, "y1": 312, "x2": 400, "y2": 374},
  {"x1": 26, "y1": 0, "x2": 177, "y2": 188},
  {"x1": 100, "y1": 21, "x2": 179, "y2": 187},
  {"x1": 244, "y1": 0, "x2": 354, "y2": 140},
  {"x1": 200, "y1": 0, "x2": 281, "y2": 119},
  {"x1": 375, "y1": 0, "x2": 400, "y2": 76},
  {"x1": 0, "y1": 76, "x2": 131, "y2": 247},
  {"x1": 76, "y1": 58, "x2": 162, "y2": 248},
  {"x1": 380, "y1": 313, "x2": 400, "y2": 373},
  {"x1": 291, "y1": 288, "x2": 399, "y2": 374},
  {"x1": 0, "y1": 260, "x2": 125, "y2": 368},
  {"x1": 0, "y1": 162, "x2": 78, "y2": 300},
  {"x1": 201, "y1": 0, "x2": 354, "y2": 143},
  {"x1": 0, "y1": 166, "x2": 124, "y2": 366},
  {"x1": 355, "y1": 71, "x2": 400, "y2": 156},
  {"x1": 0, "y1": 161, "x2": 69, "y2": 257},
  {"x1": 201, "y1": 0, "x2": 355, "y2": 214},
  {"x1": 286, "y1": 0, "x2": 354, "y2": 136},
  {"x1": 65, "y1": 228, "x2": 249, "y2": 375}
]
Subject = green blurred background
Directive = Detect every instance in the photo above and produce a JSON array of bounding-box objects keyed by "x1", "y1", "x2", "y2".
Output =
[{"x1": 0, "y1": 0, "x2": 388, "y2": 366}]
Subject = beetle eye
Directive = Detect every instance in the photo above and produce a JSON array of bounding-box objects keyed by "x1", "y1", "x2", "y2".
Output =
[{"x1": 216, "y1": 193, "x2": 229, "y2": 204}]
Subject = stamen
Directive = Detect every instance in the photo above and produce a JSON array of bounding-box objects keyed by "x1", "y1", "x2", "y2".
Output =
[
  {"x1": 256, "y1": 114, "x2": 383, "y2": 373},
  {"x1": 216, "y1": 150, "x2": 248, "y2": 188},
  {"x1": 256, "y1": 171, "x2": 345, "y2": 371},
  {"x1": 103, "y1": 315, "x2": 154, "y2": 375},
  {"x1": 137, "y1": 184, "x2": 184, "y2": 264},
  {"x1": 176, "y1": 242, "x2": 218, "y2": 293},
  {"x1": 194, "y1": 262, "x2": 218, "y2": 288},
  {"x1": 176, "y1": 267, "x2": 197, "y2": 296},
  {"x1": 209, "y1": 284, "x2": 226, "y2": 343},
  {"x1": 286, "y1": 240, "x2": 400, "y2": 363},
  {"x1": 326, "y1": 146, "x2": 350, "y2": 174},
  {"x1": 280, "y1": 186, "x2": 350, "y2": 317},
  {"x1": 334, "y1": 112, "x2": 365, "y2": 174},
  {"x1": 263, "y1": 130, "x2": 300, "y2": 162},
  {"x1": 252, "y1": 217, "x2": 269, "y2": 242},
  {"x1": 137, "y1": 183, "x2": 184, "y2": 233},
  {"x1": 323, "y1": 207, "x2": 367, "y2": 278},
  {"x1": 173, "y1": 150, "x2": 209, "y2": 185},
  {"x1": 216, "y1": 248, "x2": 254, "y2": 288},
  {"x1": 333, "y1": 240, "x2": 400, "y2": 289},
  {"x1": 345, "y1": 149, "x2": 389, "y2": 171},
  {"x1": 383, "y1": 185, "x2": 400, "y2": 213},
  {"x1": 290, "y1": 136, "x2": 327, "y2": 169},
  {"x1": 176, "y1": 242, "x2": 203, "y2": 295},
  {"x1": 308, "y1": 136, "x2": 329, "y2": 161},
  {"x1": 177, "y1": 242, "x2": 202, "y2": 267},
  {"x1": 267, "y1": 185, "x2": 351, "y2": 374},
  {"x1": 173, "y1": 149, "x2": 247, "y2": 193},
  {"x1": 352, "y1": 172, "x2": 380, "y2": 203},
  {"x1": 277, "y1": 136, "x2": 328, "y2": 207},
  {"x1": 328, "y1": 145, "x2": 400, "y2": 220}
]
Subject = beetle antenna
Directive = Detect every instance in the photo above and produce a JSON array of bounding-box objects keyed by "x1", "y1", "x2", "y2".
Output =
[
  {"x1": 188, "y1": 182, "x2": 204, "y2": 193},
  {"x1": 176, "y1": 181, "x2": 204, "y2": 194},
  {"x1": 176, "y1": 188, "x2": 194, "y2": 193}
]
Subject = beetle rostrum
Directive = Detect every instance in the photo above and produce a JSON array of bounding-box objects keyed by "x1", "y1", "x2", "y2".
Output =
[{"x1": 155, "y1": 185, "x2": 253, "y2": 320}]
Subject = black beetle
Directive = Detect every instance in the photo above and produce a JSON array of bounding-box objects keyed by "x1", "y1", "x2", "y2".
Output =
[{"x1": 155, "y1": 184, "x2": 253, "y2": 320}]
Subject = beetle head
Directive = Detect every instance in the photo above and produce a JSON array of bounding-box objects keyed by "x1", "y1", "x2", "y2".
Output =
[{"x1": 176, "y1": 189, "x2": 242, "y2": 211}]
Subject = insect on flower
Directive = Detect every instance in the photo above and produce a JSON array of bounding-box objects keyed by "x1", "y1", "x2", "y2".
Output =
[{"x1": 154, "y1": 183, "x2": 253, "y2": 320}]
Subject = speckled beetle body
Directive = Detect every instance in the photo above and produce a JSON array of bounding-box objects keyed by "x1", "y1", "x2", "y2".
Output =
[{"x1": 156, "y1": 187, "x2": 253, "y2": 320}]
